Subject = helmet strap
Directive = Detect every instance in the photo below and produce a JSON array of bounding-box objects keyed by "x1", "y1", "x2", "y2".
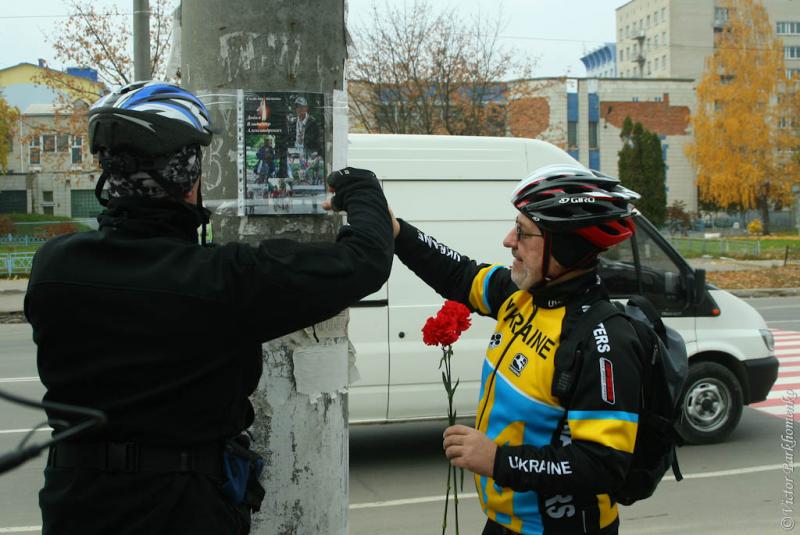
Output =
[
  {"x1": 196, "y1": 177, "x2": 210, "y2": 246},
  {"x1": 95, "y1": 170, "x2": 110, "y2": 207},
  {"x1": 531, "y1": 231, "x2": 553, "y2": 291}
]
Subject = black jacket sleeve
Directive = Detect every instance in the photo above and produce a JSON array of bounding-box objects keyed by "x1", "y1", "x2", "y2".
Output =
[
  {"x1": 491, "y1": 314, "x2": 644, "y2": 495},
  {"x1": 228, "y1": 168, "x2": 394, "y2": 341},
  {"x1": 394, "y1": 218, "x2": 517, "y2": 318}
]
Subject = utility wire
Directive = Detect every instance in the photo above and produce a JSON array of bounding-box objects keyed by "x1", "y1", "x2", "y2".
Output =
[{"x1": 0, "y1": 13, "x2": 134, "y2": 19}]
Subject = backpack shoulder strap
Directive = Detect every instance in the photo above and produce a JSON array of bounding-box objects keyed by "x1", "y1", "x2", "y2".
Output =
[
  {"x1": 552, "y1": 300, "x2": 626, "y2": 402},
  {"x1": 625, "y1": 295, "x2": 666, "y2": 341}
]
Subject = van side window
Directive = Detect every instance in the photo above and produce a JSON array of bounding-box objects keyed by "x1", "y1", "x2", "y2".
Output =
[{"x1": 599, "y1": 228, "x2": 688, "y2": 315}]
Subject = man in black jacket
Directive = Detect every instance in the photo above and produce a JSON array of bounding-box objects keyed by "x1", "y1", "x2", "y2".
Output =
[
  {"x1": 391, "y1": 162, "x2": 643, "y2": 534},
  {"x1": 26, "y1": 81, "x2": 393, "y2": 535}
]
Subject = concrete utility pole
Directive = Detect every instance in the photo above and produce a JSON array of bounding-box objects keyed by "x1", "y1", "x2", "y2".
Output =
[
  {"x1": 133, "y1": 0, "x2": 151, "y2": 81},
  {"x1": 181, "y1": 2, "x2": 349, "y2": 533}
]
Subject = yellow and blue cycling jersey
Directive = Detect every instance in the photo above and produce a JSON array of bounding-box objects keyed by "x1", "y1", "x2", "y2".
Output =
[{"x1": 395, "y1": 222, "x2": 643, "y2": 535}]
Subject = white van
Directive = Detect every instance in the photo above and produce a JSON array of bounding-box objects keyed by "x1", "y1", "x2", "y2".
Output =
[{"x1": 346, "y1": 133, "x2": 778, "y2": 444}]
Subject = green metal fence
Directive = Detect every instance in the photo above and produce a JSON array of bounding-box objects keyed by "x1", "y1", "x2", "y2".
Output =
[
  {"x1": 665, "y1": 237, "x2": 762, "y2": 257},
  {"x1": 0, "y1": 252, "x2": 35, "y2": 276},
  {"x1": 665, "y1": 237, "x2": 800, "y2": 261}
]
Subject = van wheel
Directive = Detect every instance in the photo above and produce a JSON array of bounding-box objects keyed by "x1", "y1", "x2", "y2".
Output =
[{"x1": 677, "y1": 362, "x2": 743, "y2": 445}]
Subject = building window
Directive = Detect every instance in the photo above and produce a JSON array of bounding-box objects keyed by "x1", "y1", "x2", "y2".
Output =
[
  {"x1": 71, "y1": 136, "x2": 83, "y2": 165},
  {"x1": 568, "y1": 121, "x2": 578, "y2": 149},
  {"x1": 787, "y1": 68, "x2": 800, "y2": 80},
  {"x1": 715, "y1": 7, "x2": 729, "y2": 24},
  {"x1": 29, "y1": 137, "x2": 40, "y2": 165},
  {"x1": 654, "y1": 11, "x2": 658, "y2": 24},
  {"x1": 661, "y1": 8, "x2": 666, "y2": 21},
  {"x1": 43, "y1": 191, "x2": 53, "y2": 203},
  {"x1": 589, "y1": 122, "x2": 598, "y2": 149},
  {"x1": 57, "y1": 134, "x2": 70, "y2": 153},
  {"x1": 655, "y1": 96, "x2": 663, "y2": 102},
  {"x1": 42, "y1": 134, "x2": 56, "y2": 153},
  {"x1": 632, "y1": 97, "x2": 640, "y2": 102},
  {"x1": 662, "y1": 32, "x2": 667, "y2": 45},
  {"x1": 777, "y1": 22, "x2": 800, "y2": 35},
  {"x1": 71, "y1": 190, "x2": 104, "y2": 218},
  {"x1": 647, "y1": 15, "x2": 651, "y2": 27},
  {"x1": 620, "y1": 49, "x2": 624, "y2": 62},
  {"x1": 654, "y1": 57, "x2": 659, "y2": 70},
  {"x1": 786, "y1": 46, "x2": 800, "y2": 60}
]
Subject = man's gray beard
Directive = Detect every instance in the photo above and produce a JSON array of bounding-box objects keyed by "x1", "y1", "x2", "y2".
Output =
[{"x1": 510, "y1": 265, "x2": 529, "y2": 290}]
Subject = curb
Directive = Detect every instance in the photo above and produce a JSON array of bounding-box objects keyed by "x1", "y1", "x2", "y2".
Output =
[{"x1": 727, "y1": 288, "x2": 800, "y2": 298}]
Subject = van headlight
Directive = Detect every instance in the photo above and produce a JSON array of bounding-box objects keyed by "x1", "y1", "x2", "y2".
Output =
[{"x1": 759, "y1": 329, "x2": 775, "y2": 352}]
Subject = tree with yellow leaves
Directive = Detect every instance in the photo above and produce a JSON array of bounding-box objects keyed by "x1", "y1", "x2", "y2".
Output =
[
  {"x1": 0, "y1": 93, "x2": 19, "y2": 173},
  {"x1": 686, "y1": 0, "x2": 799, "y2": 234}
]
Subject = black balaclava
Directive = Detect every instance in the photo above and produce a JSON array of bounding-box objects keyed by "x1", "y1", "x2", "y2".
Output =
[{"x1": 550, "y1": 231, "x2": 602, "y2": 270}]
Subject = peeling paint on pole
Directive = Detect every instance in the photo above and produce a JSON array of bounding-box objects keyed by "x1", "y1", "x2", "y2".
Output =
[{"x1": 180, "y1": 1, "x2": 349, "y2": 533}]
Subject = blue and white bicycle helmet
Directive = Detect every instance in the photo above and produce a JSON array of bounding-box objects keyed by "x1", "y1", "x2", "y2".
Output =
[{"x1": 88, "y1": 81, "x2": 213, "y2": 157}]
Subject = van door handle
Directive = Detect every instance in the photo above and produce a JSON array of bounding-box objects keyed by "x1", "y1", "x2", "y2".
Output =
[{"x1": 398, "y1": 332, "x2": 405, "y2": 339}]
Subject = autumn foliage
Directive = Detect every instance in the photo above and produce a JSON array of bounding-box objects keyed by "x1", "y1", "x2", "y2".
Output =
[
  {"x1": 686, "y1": 0, "x2": 800, "y2": 234},
  {"x1": 0, "y1": 94, "x2": 19, "y2": 173},
  {"x1": 0, "y1": 216, "x2": 14, "y2": 236},
  {"x1": 39, "y1": 223, "x2": 79, "y2": 238}
]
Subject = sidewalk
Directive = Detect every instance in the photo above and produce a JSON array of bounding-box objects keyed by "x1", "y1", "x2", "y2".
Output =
[{"x1": 0, "y1": 278, "x2": 27, "y2": 314}]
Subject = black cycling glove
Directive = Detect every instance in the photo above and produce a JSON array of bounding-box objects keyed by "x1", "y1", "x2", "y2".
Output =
[{"x1": 326, "y1": 167, "x2": 381, "y2": 212}]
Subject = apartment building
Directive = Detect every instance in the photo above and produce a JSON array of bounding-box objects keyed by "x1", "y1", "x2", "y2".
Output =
[{"x1": 615, "y1": 0, "x2": 800, "y2": 80}]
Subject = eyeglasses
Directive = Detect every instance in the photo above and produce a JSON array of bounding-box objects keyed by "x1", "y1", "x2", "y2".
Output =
[{"x1": 515, "y1": 222, "x2": 544, "y2": 241}]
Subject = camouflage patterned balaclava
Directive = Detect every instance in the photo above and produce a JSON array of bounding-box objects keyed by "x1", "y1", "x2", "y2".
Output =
[{"x1": 105, "y1": 145, "x2": 202, "y2": 200}]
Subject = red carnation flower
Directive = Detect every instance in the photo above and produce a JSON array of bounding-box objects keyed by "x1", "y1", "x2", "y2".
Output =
[
  {"x1": 441, "y1": 300, "x2": 471, "y2": 335},
  {"x1": 420, "y1": 300, "x2": 473, "y2": 534},
  {"x1": 421, "y1": 300, "x2": 472, "y2": 347}
]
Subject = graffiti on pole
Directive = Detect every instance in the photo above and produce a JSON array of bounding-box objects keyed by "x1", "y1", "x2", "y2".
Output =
[{"x1": 238, "y1": 91, "x2": 327, "y2": 216}]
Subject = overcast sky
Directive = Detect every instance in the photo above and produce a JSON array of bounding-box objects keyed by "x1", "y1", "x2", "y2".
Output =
[{"x1": 1, "y1": 0, "x2": 628, "y2": 80}]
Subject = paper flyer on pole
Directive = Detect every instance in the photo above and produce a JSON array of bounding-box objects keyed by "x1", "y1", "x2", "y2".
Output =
[{"x1": 238, "y1": 91, "x2": 327, "y2": 216}]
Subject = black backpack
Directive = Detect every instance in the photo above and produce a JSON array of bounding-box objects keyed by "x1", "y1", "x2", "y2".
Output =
[{"x1": 552, "y1": 295, "x2": 689, "y2": 505}]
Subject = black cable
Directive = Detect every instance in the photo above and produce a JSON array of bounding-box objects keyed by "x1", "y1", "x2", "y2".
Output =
[
  {"x1": 0, "y1": 388, "x2": 107, "y2": 475},
  {"x1": 17, "y1": 420, "x2": 51, "y2": 450}
]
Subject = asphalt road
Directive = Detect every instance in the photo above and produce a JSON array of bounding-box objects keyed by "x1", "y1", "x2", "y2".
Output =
[{"x1": 0, "y1": 297, "x2": 798, "y2": 534}]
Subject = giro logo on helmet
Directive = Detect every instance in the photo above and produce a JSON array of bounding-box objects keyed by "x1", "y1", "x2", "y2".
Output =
[{"x1": 558, "y1": 197, "x2": 596, "y2": 204}]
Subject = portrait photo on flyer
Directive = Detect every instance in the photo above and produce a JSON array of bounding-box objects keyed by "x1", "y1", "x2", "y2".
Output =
[{"x1": 240, "y1": 91, "x2": 326, "y2": 215}]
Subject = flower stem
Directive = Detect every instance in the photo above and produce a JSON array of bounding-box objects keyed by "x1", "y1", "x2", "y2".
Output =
[
  {"x1": 442, "y1": 453, "x2": 451, "y2": 533},
  {"x1": 443, "y1": 345, "x2": 460, "y2": 534},
  {"x1": 453, "y1": 464, "x2": 460, "y2": 534}
]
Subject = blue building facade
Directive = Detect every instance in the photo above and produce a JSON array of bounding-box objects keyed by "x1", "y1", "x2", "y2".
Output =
[{"x1": 580, "y1": 43, "x2": 618, "y2": 78}]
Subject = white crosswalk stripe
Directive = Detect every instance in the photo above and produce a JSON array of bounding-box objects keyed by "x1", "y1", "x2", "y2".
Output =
[{"x1": 751, "y1": 329, "x2": 800, "y2": 420}]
